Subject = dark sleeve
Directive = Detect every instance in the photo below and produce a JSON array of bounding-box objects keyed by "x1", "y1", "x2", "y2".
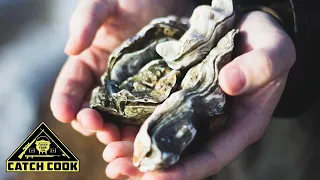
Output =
[
  {"x1": 273, "y1": 0, "x2": 320, "y2": 117},
  {"x1": 194, "y1": 0, "x2": 320, "y2": 117}
]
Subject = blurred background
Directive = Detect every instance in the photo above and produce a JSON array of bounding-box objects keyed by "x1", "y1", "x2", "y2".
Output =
[
  {"x1": 0, "y1": 0, "x2": 107, "y2": 180},
  {"x1": 0, "y1": 0, "x2": 319, "y2": 180}
]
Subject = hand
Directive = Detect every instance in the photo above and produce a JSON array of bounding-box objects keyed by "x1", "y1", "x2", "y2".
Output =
[
  {"x1": 103, "y1": 11, "x2": 296, "y2": 180},
  {"x1": 50, "y1": 0, "x2": 195, "y2": 138}
]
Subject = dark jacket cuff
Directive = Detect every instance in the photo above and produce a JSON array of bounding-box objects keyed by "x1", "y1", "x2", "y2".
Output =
[{"x1": 236, "y1": 1, "x2": 295, "y2": 43}]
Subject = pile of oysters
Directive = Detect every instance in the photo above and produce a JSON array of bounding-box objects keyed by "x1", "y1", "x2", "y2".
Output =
[{"x1": 90, "y1": 0, "x2": 238, "y2": 172}]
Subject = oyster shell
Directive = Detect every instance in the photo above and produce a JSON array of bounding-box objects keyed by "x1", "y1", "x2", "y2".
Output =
[
  {"x1": 133, "y1": 29, "x2": 238, "y2": 172},
  {"x1": 90, "y1": 16, "x2": 189, "y2": 125},
  {"x1": 156, "y1": 0, "x2": 235, "y2": 70},
  {"x1": 89, "y1": 0, "x2": 238, "y2": 172}
]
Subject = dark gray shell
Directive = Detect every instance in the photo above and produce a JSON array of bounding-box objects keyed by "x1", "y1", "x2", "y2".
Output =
[
  {"x1": 90, "y1": 16, "x2": 189, "y2": 125},
  {"x1": 105, "y1": 16, "x2": 189, "y2": 83}
]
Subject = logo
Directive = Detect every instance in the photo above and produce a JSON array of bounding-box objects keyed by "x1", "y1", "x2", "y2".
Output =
[{"x1": 6, "y1": 122, "x2": 79, "y2": 172}]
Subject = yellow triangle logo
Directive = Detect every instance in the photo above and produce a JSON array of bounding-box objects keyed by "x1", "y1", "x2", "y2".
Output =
[{"x1": 6, "y1": 122, "x2": 79, "y2": 172}]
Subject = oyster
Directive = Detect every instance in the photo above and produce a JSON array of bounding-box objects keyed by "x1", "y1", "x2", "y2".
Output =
[
  {"x1": 133, "y1": 29, "x2": 238, "y2": 172},
  {"x1": 90, "y1": 0, "x2": 238, "y2": 172},
  {"x1": 90, "y1": 16, "x2": 189, "y2": 125}
]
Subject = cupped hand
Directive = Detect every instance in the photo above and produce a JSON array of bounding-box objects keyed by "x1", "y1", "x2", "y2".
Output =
[
  {"x1": 50, "y1": 0, "x2": 195, "y2": 139},
  {"x1": 103, "y1": 11, "x2": 296, "y2": 180}
]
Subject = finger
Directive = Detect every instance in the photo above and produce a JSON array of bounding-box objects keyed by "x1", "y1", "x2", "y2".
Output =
[
  {"x1": 71, "y1": 121, "x2": 95, "y2": 136},
  {"x1": 219, "y1": 46, "x2": 295, "y2": 96},
  {"x1": 50, "y1": 57, "x2": 95, "y2": 123},
  {"x1": 103, "y1": 141, "x2": 134, "y2": 162},
  {"x1": 219, "y1": 11, "x2": 296, "y2": 96},
  {"x1": 121, "y1": 126, "x2": 140, "y2": 141},
  {"x1": 65, "y1": 0, "x2": 117, "y2": 55},
  {"x1": 96, "y1": 123, "x2": 120, "y2": 145},
  {"x1": 106, "y1": 157, "x2": 143, "y2": 179},
  {"x1": 77, "y1": 108, "x2": 104, "y2": 131},
  {"x1": 51, "y1": 45, "x2": 109, "y2": 124}
]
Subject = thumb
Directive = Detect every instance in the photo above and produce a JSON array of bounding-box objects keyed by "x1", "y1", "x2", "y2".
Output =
[
  {"x1": 219, "y1": 41, "x2": 295, "y2": 96},
  {"x1": 65, "y1": 0, "x2": 117, "y2": 55}
]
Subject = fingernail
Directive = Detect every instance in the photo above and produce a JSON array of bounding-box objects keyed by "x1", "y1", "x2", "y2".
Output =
[{"x1": 224, "y1": 67, "x2": 246, "y2": 94}]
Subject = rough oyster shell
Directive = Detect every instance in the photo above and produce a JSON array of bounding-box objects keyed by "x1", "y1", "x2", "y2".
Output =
[
  {"x1": 90, "y1": 16, "x2": 189, "y2": 125},
  {"x1": 156, "y1": 0, "x2": 235, "y2": 70},
  {"x1": 133, "y1": 29, "x2": 238, "y2": 172},
  {"x1": 89, "y1": 0, "x2": 238, "y2": 172}
]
